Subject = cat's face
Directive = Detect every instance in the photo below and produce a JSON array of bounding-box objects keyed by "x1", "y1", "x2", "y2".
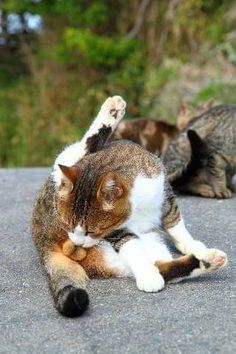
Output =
[{"x1": 56, "y1": 164, "x2": 131, "y2": 239}]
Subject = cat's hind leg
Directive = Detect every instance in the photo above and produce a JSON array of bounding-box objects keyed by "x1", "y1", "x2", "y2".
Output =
[
  {"x1": 156, "y1": 248, "x2": 227, "y2": 283},
  {"x1": 52, "y1": 95, "x2": 126, "y2": 185},
  {"x1": 138, "y1": 231, "x2": 227, "y2": 282},
  {"x1": 167, "y1": 217, "x2": 228, "y2": 267}
]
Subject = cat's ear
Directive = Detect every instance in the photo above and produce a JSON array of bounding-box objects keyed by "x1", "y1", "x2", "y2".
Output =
[
  {"x1": 97, "y1": 173, "x2": 126, "y2": 210},
  {"x1": 187, "y1": 130, "x2": 208, "y2": 159},
  {"x1": 58, "y1": 164, "x2": 80, "y2": 193}
]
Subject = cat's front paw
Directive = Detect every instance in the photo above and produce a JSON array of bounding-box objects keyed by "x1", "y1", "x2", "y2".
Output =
[
  {"x1": 198, "y1": 248, "x2": 228, "y2": 272},
  {"x1": 101, "y1": 95, "x2": 126, "y2": 122},
  {"x1": 214, "y1": 188, "x2": 232, "y2": 199},
  {"x1": 136, "y1": 269, "x2": 165, "y2": 292}
]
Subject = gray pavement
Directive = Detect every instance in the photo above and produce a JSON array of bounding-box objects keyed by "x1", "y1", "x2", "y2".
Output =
[{"x1": 0, "y1": 168, "x2": 235, "y2": 354}]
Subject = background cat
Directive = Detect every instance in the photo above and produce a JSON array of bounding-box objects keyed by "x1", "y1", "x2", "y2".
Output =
[
  {"x1": 163, "y1": 105, "x2": 236, "y2": 198},
  {"x1": 111, "y1": 100, "x2": 214, "y2": 157}
]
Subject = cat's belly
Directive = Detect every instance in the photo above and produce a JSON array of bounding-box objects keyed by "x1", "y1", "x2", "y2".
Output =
[
  {"x1": 99, "y1": 233, "x2": 172, "y2": 277},
  {"x1": 122, "y1": 173, "x2": 165, "y2": 234}
]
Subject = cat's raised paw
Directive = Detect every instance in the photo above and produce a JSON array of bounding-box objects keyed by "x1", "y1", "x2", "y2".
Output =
[
  {"x1": 136, "y1": 269, "x2": 165, "y2": 292},
  {"x1": 199, "y1": 248, "x2": 228, "y2": 271},
  {"x1": 102, "y1": 95, "x2": 126, "y2": 121}
]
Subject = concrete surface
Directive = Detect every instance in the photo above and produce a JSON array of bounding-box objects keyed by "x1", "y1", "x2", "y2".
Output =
[{"x1": 0, "y1": 168, "x2": 235, "y2": 354}]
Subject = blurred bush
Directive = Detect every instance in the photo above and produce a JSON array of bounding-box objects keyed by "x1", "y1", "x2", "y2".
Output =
[{"x1": 1, "y1": 0, "x2": 236, "y2": 166}]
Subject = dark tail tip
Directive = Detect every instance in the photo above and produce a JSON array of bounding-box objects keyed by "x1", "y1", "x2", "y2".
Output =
[{"x1": 56, "y1": 285, "x2": 89, "y2": 318}]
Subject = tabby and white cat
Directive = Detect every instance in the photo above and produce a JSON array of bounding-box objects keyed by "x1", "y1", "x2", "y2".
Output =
[{"x1": 32, "y1": 96, "x2": 227, "y2": 317}]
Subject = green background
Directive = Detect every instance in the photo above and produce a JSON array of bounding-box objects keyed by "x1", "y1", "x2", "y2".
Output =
[{"x1": 1, "y1": 0, "x2": 236, "y2": 166}]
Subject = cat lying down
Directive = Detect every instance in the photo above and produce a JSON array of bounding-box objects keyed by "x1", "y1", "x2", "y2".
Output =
[
  {"x1": 111, "y1": 100, "x2": 214, "y2": 157},
  {"x1": 163, "y1": 105, "x2": 236, "y2": 198},
  {"x1": 32, "y1": 96, "x2": 227, "y2": 318}
]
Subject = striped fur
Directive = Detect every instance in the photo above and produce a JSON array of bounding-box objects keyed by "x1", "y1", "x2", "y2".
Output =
[{"x1": 32, "y1": 97, "x2": 228, "y2": 317}]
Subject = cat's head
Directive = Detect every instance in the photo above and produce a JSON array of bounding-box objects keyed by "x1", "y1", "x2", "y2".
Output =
[
  {"x1": 176, "y1": 100, "x2": 215, "y2": 130},
  {"x1": 56, "y1": 163, "x2": 131, "y2": 240}
]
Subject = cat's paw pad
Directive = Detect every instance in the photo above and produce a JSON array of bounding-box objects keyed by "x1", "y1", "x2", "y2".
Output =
[
  {"x1": 199, "y1": 248, "x2": 228, "y2": 271},
  {"x1": 102, "y1": 95, "x2": 126, "y2": 121},
  {"x1": 136, "y1": 270, "x2": 165, "y2": 292}
]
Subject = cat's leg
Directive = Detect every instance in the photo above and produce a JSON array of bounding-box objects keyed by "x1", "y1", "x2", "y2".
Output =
[
  {"x1": 80, "y1": 242, "x2": 130, "y2": 279},
  {"x1": 210, "y1": 168, "x2": 232, "y2": 198},
  {"x1": 162, "y1": 189, "x2": 228, "y2": 265},
  {"x1": 104, "y1": 229, "x2": 165, "y2": 291},
  {"x1": 52, "y1": 95, "x2": 126, "y2": 185},
  {"x1": 138, "y1": 232, "x2": 227, "y2": 282},
  {"x1": 156, "y1": 250, "x2": 227, "y2": 282},
  {"x1": 45, "y1": 247, "x2": 89, "y2": 317},
  {"x1": 206, "y1": 155, "x2": 232, "y2": 198},
  {"x1": 63, "y1": 239, "x2": 87, "y2": 261},
  {"x1": 181, "y1": 182, "x2": 216, "y2": 198},
  {"x1": 98, "y1": 229, "x2": 165, "y2": 291}
]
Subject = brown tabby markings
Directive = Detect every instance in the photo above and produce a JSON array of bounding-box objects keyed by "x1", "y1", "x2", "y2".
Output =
[
  {"x1": 176, "y1": 99, "x2": 214, "y2": 130},
  {"x1": 164, "y1": 105, "x2": 236, "y2": 198},
  {"x1": 85, "y1": 125, "x2": 112, "y2": 154},
  {"x1": 105, "y1": 228, "x2": 138, "y2": 252},
  {"x1": 112, "y1": 101, "x2": 214, "y2": 157},
  {"x1": 32, "y1": 98, "x2": 229, "y2": 317},
  {"x1": 155, "y1": 255, "x2": 200, "y2": 281},
  {"x1": 112, "y1": 119, "x2": 178, "y2": 156},
  {"x1": 63, "y1": 239, "x2": 87, "y2": 261}
]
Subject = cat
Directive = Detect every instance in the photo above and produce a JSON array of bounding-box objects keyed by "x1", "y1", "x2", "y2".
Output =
[
  {"x1": 176, "y1": 99, "x2": 215, "y2": 131},
  {"x1": 112, "y1": 118, "x2": 178, "y2": 156},
  {"x1": 32, "y1": 96, "x2": 227, "y2": 318},
  {"x1": 163, "y1": 105, "x2": 236, "y2": 198},
  {"x1": 111, "y1": 100, "x2": 214, "y2": 157}
]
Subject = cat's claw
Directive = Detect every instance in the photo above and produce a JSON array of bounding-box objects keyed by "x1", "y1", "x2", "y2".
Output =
[{"x1": 136, "y1": 270, "x2": 165, "y2": 292}]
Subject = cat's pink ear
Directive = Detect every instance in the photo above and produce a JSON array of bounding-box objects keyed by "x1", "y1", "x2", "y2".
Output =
[
  {"x1": 58, "y1": 164, "x2": 80, "y2": 193},
  {"x1": 97, "y1": 173, "x2": 126, "y2": 210}
]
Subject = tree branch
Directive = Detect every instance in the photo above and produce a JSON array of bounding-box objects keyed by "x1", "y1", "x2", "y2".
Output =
[{"x1": 127, "y1": 0, "x2": 151, "y2": 38}]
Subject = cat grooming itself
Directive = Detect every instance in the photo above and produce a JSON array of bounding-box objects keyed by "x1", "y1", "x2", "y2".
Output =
[{"x1": 32, "y1": 96, "x2": 227, "y2": 317}]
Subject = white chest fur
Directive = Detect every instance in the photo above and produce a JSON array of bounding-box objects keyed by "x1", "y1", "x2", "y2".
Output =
[{"x1": 122, "y1": 173, "x2": 165, "y2": 234}]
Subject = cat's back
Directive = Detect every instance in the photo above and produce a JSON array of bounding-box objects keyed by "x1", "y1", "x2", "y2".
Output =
[
  {"x1": 83, "y1": 139, "x2": 163, "y2": 181},
  {"x1": 164, "y1": 105, "x2": 236, "y2": 181}
]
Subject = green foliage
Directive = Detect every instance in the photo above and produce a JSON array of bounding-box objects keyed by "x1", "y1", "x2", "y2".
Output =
[
  {"x1": 63, "y1": 28, "x2": 137, "y2": 67},
  {"x1": 194, "y1": 82, "x2": 236, "y2": 104},
  {"x1": 1, "y1": 0, "x2": 236, "y2": 166}
]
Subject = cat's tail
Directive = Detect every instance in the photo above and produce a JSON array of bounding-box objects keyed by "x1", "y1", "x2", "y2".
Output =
[{"x1": 44, "y1": 249, "x2": 89, "y2": 317}]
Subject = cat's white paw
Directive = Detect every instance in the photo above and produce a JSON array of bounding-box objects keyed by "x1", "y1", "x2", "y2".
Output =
[
  {"x1": 198, "y1": 248, "x2": 228, "y2": 272},
  {"x1": 136, "y1": 269, "x2": 165, "y2": 292},
  {"x1": 101, "y1": 96, "x2": 126, "y2": 123}
]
